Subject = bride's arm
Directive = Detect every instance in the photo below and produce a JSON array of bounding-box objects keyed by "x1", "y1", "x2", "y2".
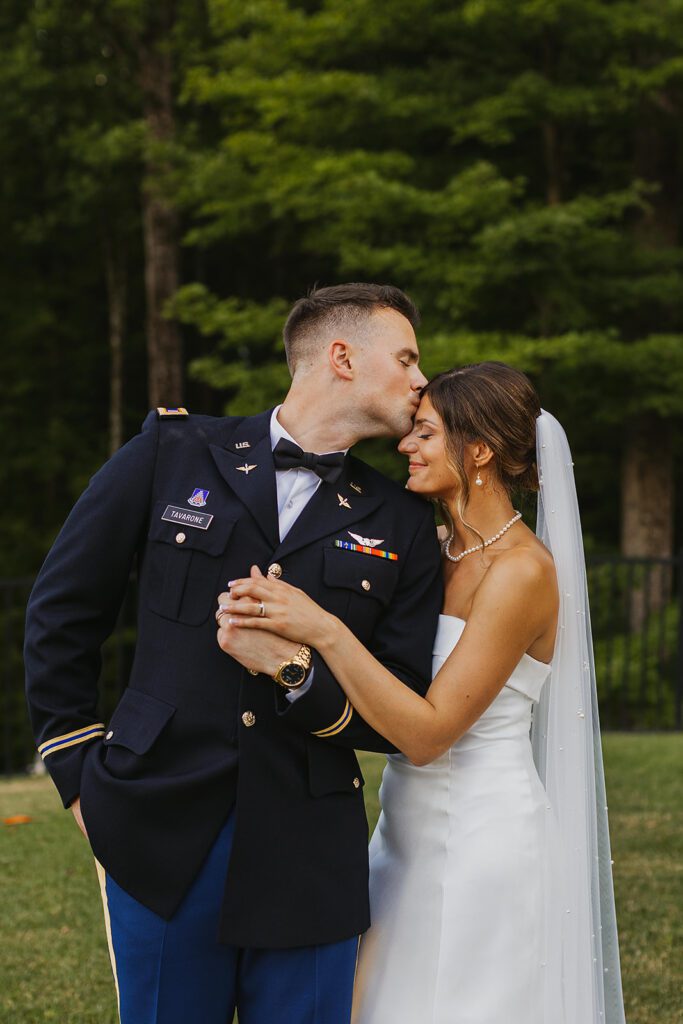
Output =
[{"x1": 222, "y1": 552, "x2": 556, "y2": 764}]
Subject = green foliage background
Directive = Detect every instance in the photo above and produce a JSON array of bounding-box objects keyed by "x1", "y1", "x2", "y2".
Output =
[{"x1": 1, "y1": 0, "x2": 682, "y2": 574}]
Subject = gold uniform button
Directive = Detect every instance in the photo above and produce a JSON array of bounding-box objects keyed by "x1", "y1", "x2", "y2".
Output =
[
  {"x1": 106, "y1": 730, "x2": 114, "y2": 740},
  {"x1": 267, "y1": 563, "x2": 283, "y2": 579},
  {"x1": 242, "y1": 711, "x2": 256, "y2": 727},
  {"x1": 353, "y1": 777, "x2": 361, "y2": 789},
  {"x1": 361, "y1": 579, "x2": 371, "y2": 592},
  {"x1": 175, "y1": 532, "x2": 186, "y2": 544}
]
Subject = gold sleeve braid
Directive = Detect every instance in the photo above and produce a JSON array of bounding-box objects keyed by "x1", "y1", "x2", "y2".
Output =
[{"x1": 311, "y1": 699, "x2": 353, "y2": 738}]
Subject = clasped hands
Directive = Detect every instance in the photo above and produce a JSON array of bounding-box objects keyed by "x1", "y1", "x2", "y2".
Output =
[{"x1": 215, "y1": 565, "x2": 333, "y2": 675}]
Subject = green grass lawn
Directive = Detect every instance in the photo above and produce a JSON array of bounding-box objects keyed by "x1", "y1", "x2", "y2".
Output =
[{"x1": 1, "y1": 734, "x2": 681, "y2": 1023}]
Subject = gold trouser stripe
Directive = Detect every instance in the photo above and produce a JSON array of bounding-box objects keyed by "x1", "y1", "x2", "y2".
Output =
[
  {"x1": 312, "y1": 699, "x2": 353, "y2": 737},
  {"x1": 95, "y1": 859, "x2": 121, "y2": 1021},
  {"x1": 38, "y1": 724, "x2": 105, "y2": 757}
]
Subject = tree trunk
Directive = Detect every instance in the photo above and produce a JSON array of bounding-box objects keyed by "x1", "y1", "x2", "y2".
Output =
[
  {"x1": 142, "y1": 188, "x2": 182, "y2": 408},
  {"x1": 621, "y1": 414, "x2": 674, "y2": 625},
  {"x1": 536, "y1": 29, "x2": 562, "y2": 335},
  {"x1": 104, "y1": 234, "x2": 126, "y2": 456},
  {"x1": 138, "y1": 9, "x2": 183, "y2": 409},
  {"x1": 621, "y1": 84, "x2": 679, "y2": 610},
  {"x1": 541, "y1": 29, "x2": 562, "y2": 207},
  {"x1": 542, "y1": 119, "x2": 562, "y2": 207},
  {"x1": 621, "y1": 415, "x2": 674, "y2": 557},
  {"x1": 633, "y1": 97, "x2": 679, "y2": 251}
]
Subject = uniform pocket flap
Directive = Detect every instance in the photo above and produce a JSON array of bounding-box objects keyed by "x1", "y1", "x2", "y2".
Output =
[
  {"x1": 104, "y1": 688, "x2": 176, "y2": 755},
  {"x1": 323, "y1": 546, "x2": 398, "y2": 606},
  {"x1": 147, "y1": 501, "x2": 237, "y2": 556},
  {"x1": 306, "y1": 737, "x2": 365, "y2": 797}
]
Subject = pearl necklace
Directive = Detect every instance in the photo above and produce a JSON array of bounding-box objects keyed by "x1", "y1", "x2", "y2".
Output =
[{"x1": 442, "y1": 511, "x2": 523, "y2": 564}]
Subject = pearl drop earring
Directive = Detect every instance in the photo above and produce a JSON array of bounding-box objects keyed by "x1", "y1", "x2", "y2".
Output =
[{"x1": 475, "y1": 468, "x2": 483, "y2": 487}]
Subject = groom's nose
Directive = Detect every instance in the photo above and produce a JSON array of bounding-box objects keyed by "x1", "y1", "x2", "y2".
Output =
[{"x1": 410, "y1": 366, "x2": 428, "y2": 390}]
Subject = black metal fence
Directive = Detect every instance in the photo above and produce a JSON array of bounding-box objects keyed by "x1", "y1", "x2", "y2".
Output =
[
  {"x1": 2, "y1": 553, "x2": 682, "y2": 776},
  {"x1": 586, "y1": 554, "x2": 683, "y2": 731}
]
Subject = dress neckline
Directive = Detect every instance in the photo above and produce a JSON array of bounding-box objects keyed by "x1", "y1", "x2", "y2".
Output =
[{"x1": 438, "y1": 613, "x2": 552, "y2": 669}]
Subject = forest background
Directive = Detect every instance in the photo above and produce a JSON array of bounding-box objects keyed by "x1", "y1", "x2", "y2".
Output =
[
  {"x1": 2, "y1": 6, "x2": 682, "y2": 1018},
  {"x1": 2, "y1": 0, "x2": 683, "y2": 580}
]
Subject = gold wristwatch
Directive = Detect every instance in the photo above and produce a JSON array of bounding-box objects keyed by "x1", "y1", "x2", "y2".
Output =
[{"x1": 273, "y1": 644, "x2": 312, "y2": 690}]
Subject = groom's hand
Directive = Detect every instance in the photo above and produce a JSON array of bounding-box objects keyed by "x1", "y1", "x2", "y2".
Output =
[
  {"x1": 216, "y1": 616, "x2": 299, "y2": 677},
  {"x1": 70, "y1": 796, "x2": 88, "y2": 839}
]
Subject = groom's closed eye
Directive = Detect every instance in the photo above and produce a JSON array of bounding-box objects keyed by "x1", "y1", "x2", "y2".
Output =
[{"x1": 396, "y1": 347, "x2": 419, "y2": 366}]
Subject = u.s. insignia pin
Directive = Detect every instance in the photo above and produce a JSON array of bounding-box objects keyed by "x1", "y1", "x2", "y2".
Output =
[{"x1": 188, "y1": 488, "x2": 210, "y2": 507}]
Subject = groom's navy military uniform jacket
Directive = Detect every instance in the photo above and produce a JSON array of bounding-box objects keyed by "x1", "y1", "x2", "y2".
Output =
[{"x1": 24, "y1": 408, "x2": 442, "y2": 948}]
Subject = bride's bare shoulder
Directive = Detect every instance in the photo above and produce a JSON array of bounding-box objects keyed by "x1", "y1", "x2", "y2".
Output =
[{"x1": 487, "y1": 539, "x2": 557, "y2": 602}]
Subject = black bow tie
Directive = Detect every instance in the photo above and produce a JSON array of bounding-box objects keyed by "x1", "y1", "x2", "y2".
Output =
[{"x1": 272, "y1": 438, "x2": 346, "y2": 484}]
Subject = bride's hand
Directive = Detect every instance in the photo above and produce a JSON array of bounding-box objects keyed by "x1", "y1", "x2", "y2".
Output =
[{"x1": 216, "y1": 566, "x2": 335, "y2": 648}]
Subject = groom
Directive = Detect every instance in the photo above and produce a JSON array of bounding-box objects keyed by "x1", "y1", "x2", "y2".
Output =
[{"x1": 24, "y1": 283, "x2": 443, "y2": 1024}]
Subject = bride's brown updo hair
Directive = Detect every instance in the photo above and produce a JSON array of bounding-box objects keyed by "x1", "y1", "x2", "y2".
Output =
[{"x1": 421, "y1": 361, "x2": 541, "y2": 542}]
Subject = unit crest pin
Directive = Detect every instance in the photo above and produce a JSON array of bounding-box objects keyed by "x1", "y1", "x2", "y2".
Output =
[
  {"x1": 337, "y1": 493, "x2": 351, "y2": 509},
  {"x1": 237, "y1": 463, "x2": 257, "y2": 475},
  {"x1": 188, "y1": 488, "x2": 210, "y2": 507}
]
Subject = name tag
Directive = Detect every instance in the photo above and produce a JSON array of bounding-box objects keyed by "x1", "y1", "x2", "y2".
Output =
[{"x1": 161, "y1": 505, "x2": 214, "y2": 530}]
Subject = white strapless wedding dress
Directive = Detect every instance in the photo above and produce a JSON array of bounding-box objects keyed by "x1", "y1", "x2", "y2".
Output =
[{"x1": 352, "y1": 614, "x2": 554, "y2": 1024}]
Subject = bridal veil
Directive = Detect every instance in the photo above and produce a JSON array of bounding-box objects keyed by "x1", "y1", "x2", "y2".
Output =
[{"x1": 532, "y1": 410, "x2": 626, "y2": 1023}]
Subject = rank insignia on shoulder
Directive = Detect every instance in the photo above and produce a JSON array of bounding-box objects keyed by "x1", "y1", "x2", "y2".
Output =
[
  {"x1": 334, "y1": 539, "x2": 398, "y2": 561},
  {"x1": 188, "y1": 488, "x2": 209, "y2": 507},
  {"x1": 157, "y1": 407, "x2": 189, "y2": 418}
]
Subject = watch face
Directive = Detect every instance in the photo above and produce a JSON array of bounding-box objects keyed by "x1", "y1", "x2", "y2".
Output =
[{"x1": 281, "y1": 663, "x2": 306, "y2": 686}]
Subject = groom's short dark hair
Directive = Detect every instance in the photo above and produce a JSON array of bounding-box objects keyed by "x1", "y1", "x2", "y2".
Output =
[{"x1": 283, "y1": 283, "x2": 420, "y2": 373}]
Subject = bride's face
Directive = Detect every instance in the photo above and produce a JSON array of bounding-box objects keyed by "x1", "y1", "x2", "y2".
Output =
[{"x1": 398, "y1": 395, "x2": 458, "y2": 499}]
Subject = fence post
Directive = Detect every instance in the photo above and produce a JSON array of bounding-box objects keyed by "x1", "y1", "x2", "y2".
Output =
[
  {"x1": 3, "y1": 583, "x2": 12, "y2": 775},
  {"x1": 676, "y1": 550, "x2": 683, "y2": 730}
]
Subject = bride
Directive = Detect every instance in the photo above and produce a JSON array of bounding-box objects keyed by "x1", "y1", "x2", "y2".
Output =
[{"x1": 221, "y1": 361, "x2": 626, "y2": 1024}]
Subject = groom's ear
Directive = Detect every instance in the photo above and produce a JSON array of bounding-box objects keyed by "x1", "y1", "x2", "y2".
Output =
[{"x1": 328, "y1": 339, "x2": 354, "y2": 380}]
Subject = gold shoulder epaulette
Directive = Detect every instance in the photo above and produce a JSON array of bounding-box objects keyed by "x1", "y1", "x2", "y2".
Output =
[{"x1": 156, "y1": 407, "x2": 189, "y2": 418}]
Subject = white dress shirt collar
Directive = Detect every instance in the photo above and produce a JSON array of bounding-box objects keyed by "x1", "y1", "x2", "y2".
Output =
[{"x1": 269, "y1": 406, "x2": 349, "y2": 457}]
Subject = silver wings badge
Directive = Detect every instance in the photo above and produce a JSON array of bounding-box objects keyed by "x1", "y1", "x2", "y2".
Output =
[{"x1": 348, "y1": 531, "x2": 384, "y2": 547}]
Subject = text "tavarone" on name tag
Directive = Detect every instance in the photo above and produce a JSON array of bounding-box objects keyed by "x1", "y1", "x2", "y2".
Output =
[{"x1": 161, "y1": 505, "x2": 214, "y2": 530}]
